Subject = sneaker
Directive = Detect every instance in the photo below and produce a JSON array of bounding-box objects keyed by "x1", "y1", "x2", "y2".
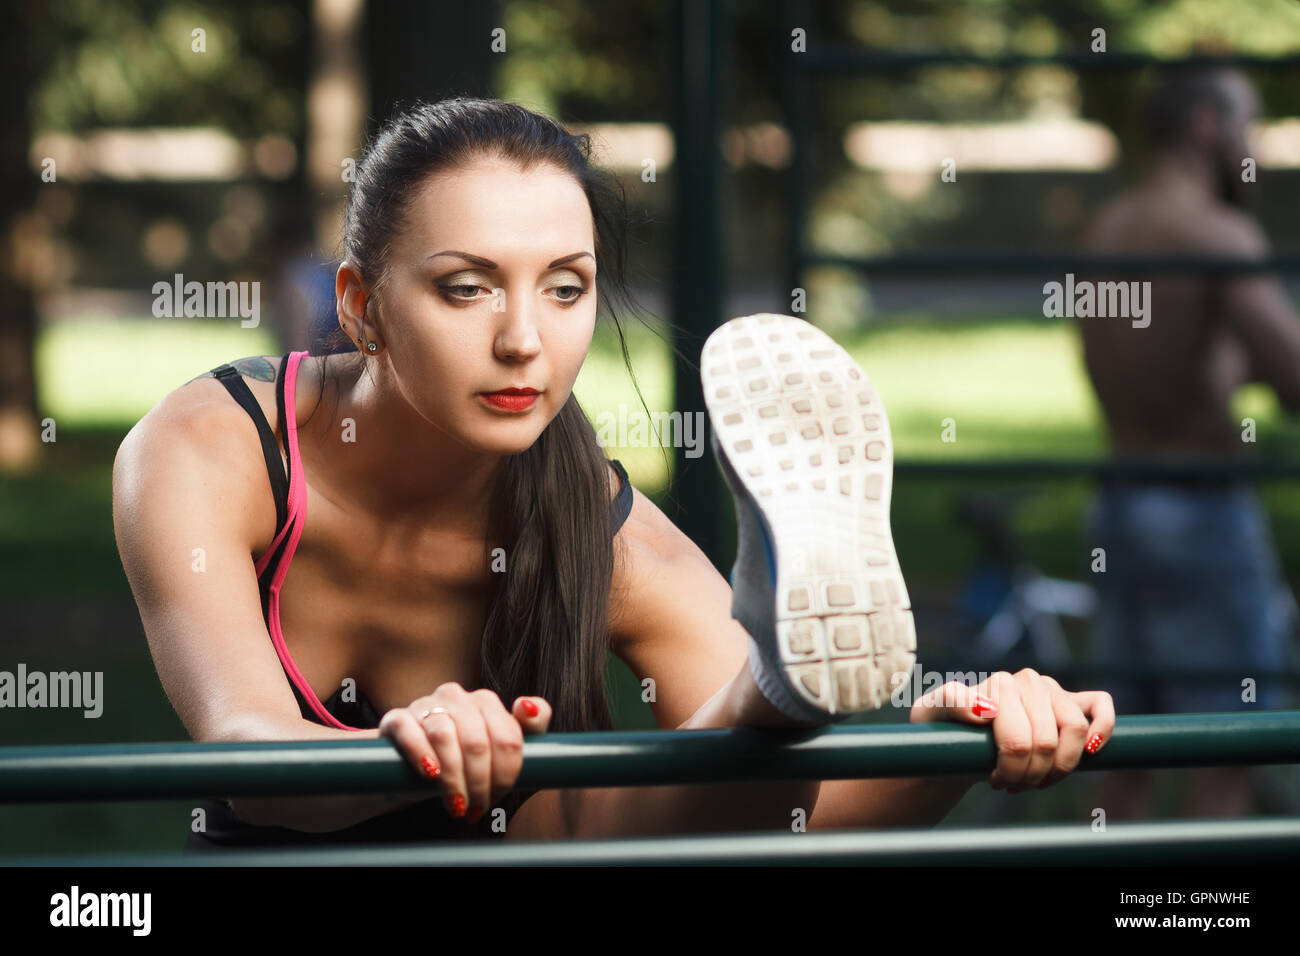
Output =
[{"x1": 702, "y1": 313, "x2": 916, "y2": 719}]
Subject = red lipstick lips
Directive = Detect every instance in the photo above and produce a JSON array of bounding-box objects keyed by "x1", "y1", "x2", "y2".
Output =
[{"x1": 480, "y1": 387, "x2": 540, "y2": 411}]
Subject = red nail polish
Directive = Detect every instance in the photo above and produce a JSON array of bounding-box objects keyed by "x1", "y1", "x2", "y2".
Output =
[
  {"x1": 973, "y1": 695, "x2": 999, "y2": 718},
  {"x1": 450, "y1": 794, "x2": 467, "y2": 818},
  {"x1": 520, "y1": 699, "x2": 539, "y2": 717},
  {"x1": 1085, "y1": 733, "x2": 1103, "y2": 754},
  {"x1": 420, "y1": 755, "x2": 440, "y2": 779},
  {"x1": 467, "y1": 805, "x2": 484, "y2": 824}
]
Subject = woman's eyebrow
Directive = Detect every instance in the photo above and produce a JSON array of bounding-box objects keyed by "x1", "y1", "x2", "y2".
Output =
[{"x1": 426, "y1": 250, "x2": 595, "y2": 269}]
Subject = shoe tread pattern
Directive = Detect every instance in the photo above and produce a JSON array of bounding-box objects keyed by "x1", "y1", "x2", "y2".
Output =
[{"x1": 703, "y1": 313, "x2": 916, "y2": 715}]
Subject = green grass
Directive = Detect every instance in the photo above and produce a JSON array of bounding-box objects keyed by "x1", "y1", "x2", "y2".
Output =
[
  {"x1": 35, "y1": 311, "x2": 1300, "y2": 471},
  {"x1": 576, "y1": 314, "x2": 1118, "y2": 482},
  {"x1": 839, "y1": 317, "x2": 1108, "y2": 459}
]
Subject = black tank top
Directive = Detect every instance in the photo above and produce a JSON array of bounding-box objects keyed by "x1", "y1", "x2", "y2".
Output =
[{"x1": 182, "y1": 352, "x2": 634, "y2": 851}]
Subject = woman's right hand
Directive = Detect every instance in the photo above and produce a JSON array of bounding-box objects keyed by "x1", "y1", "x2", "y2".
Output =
[{"x1": 378, "y1": 683, "x2": 552, "y2": 824}]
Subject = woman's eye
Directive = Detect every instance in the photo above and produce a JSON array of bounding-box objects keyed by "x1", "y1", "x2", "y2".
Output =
[
  {"x1": 552, "y1": 285, "x2": 587, "y2": 302},
  {"x1": 441, "y1": 283, "x2": 482, "y2": 299}
]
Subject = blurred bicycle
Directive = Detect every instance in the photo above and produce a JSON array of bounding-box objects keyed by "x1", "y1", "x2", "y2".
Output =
[{"x1": 947, "y1": 489, "x2": 1096, "y2": 673}]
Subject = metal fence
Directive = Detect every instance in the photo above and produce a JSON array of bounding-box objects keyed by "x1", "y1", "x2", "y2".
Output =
[{"x1": 3, "y1": 711, "x2": 1299, "y2": 864}]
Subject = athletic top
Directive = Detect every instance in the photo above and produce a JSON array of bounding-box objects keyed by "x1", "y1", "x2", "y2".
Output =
[{"x1": 183, "y1": 349, "x2": 633, "y2": 851}]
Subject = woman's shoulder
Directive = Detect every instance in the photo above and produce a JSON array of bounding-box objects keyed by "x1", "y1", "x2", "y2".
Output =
[
  {"x1": 172, "y1": 353, "x2": 293, "y2": 424},
  {"x1": 136, "y1": 354, "x2": 278, "y2": 435},
  {"x1": 114, "y1": 356, "x2": 290, "y2": 561},
  {"x1": 140, "y1": 355, "x2": 283, "y2": 455},
  {"x1": 187, "y1": 354, "x2": 284, "y2": 385},
  {"x1": 119, "y1": 355, "x2": 289, "y2": 514}
]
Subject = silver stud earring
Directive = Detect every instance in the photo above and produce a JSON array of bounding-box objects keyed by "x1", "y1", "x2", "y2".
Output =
[{"x1": 366, "y1": 341, "x2": 377, "y2": 352}]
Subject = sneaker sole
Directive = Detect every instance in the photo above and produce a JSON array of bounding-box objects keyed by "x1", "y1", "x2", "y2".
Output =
[{"x1": 702, "y1": 313, "x2": 916, "y2": 715}]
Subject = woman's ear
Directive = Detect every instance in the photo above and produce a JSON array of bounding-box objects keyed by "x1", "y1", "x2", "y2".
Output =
[
  {"x1": 335, "y1": 261, "x2": 380, "y2": 350},
  {"x1": 335, "y1": 261, "x2": 364, "y2": 324}
]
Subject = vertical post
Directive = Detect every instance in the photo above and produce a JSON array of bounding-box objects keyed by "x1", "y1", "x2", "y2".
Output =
[
  {"x1": 669, "y1": 0, "x2": 729, "y2": 569},
  {"x1": 783, "y1": 0, "x2": 811, "y2": 312},
  {"x1": 0, "y1": 0, "x2": 40, "y2": 470},
  {"x1": 308, "y1": 0, "x2": 368, "y2": 264}
]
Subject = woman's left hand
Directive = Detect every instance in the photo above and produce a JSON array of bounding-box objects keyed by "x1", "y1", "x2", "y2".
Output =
[{"x1": 908, "y1": 669, "x2": 1115, "y2": 792}]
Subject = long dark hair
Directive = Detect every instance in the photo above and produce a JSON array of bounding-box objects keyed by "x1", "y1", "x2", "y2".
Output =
[{"x1": 305, "y1": 97, "x2": 676, "y2": 818}]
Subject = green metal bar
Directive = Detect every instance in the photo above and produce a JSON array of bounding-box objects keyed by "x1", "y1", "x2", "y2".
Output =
[
  {"x1": 801, "y1": 49, "x2": 1300, "y2": 73},
  {"x1": 2, "y1": 711, "x2": 1299, "y2": 804},
  {"x1": 806, "y1": 252, "x2": 1300, "y2": 276},
  {"x1": 893, "y1": 458, "x2": 1300, "y2": 481},
  {"x1": 7, "y1": 817, "x2": 1300, "y2": 866},
  {"x1": 922, "y1": 663, "x2": 1300, "y2": 687},
  {"x1": 783, "y1": 0, "x2": 812, "y2": 304}
]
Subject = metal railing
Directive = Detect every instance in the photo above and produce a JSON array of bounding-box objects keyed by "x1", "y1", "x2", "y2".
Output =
[
  {"x1": 3, "y1": 711, "x2": 1299, "y2": 804},
  {"x1": 4, "y1": 712, "x2": 1298, "y2": 865},
  {"x1": 9, "y1": 817, "x2": 1300, "y2": 866},
  {"x1": 806, "y1": 252, "x2": 1300, "y2": 277},
  {"x1": 799, "y1": 49, "x2": 1300, "y2": 73},
  {"x1": 892, "y1": 458, "x2": 1300, "y2": 481},
  {"x1": 780, "y1": 4, "x2": 1300, "y2": 295}
]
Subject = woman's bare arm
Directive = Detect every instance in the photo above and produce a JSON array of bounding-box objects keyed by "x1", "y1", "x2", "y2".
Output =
[{"x1": 112, "y1": 385, "x2": 429, "y2": 833}]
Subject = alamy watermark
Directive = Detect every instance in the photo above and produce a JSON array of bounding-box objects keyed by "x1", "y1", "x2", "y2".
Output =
[
  {"x1": 594, "y1": 404, "x2": 706, "y2": 458},
  {"x1": 1043, "y1": 273, "x2": 1151, "y2": 328},
  {"x1": 890, "y1": 666, "x2": 999, "y2": 709},
  {"x1": 49, "y1": 885, "x2": 150, "y2": 935},
  {"x1": 0, "y1": 664, "x2": 103, "y2": 718},
  {"x1": 152, "y1": 273, "x2": 260, "y2": 327}
]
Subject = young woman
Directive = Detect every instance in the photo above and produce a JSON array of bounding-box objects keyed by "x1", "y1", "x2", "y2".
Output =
[{"x1": 112, "y1": 97, "x2": 1114, "y2": 851}]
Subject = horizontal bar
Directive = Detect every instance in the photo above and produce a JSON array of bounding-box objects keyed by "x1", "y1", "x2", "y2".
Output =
[
  {"x1": 799, "y1": 48, "x2": 1300, "y2": 73},
  {"x1": 806, "y1": 252, "x2": 1300, "y2": 276},
  {"x1": 894, "y1": 458, "x2": 1300, "y2": 481},
  {"x1": 1, "y1": 711, "x2": 1298, "y2": 804},
  {"x1": 921, "y1": 663, "x2": 1300, "y2": 688},
  {"x1": 8, "y1": 817, "x2": 1300, "y2": 866}
]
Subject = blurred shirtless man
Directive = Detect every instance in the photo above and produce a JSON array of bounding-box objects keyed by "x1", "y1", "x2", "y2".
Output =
[{"x1": 1078, "y1": 67, "x2": 1300, "y2": 818}]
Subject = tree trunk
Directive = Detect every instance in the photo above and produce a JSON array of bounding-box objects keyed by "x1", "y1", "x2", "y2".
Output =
[{"x1": 0, "y1": 0, "x2": 41, "y2": 471}]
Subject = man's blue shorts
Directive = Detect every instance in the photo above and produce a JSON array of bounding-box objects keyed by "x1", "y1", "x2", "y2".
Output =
[{"x1": 1086, "y1": 481, "x2": 1297, "y2": 715}]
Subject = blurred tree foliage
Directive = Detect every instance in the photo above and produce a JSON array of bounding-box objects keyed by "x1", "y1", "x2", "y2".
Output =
[
  {"x1": 31, "y1": 0, "x2": 309, "y2": 137},
  {"x1": 20, "y1": 0, "x2": 1300, "y2": 306},
  {"x1": 27, "y1": 0, "x2": 1300, "y2": 145}
]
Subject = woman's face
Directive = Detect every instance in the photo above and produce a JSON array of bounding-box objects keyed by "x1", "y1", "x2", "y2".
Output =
[{"x1": 368, "y1": 156, "x2": 598, "y2": 454}]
